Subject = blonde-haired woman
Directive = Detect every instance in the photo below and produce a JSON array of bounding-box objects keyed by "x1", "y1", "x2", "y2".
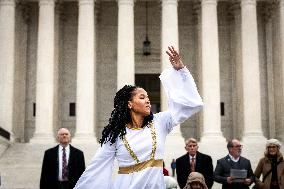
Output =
[{"x1": 254, "y1": 139, "x2": 284, "y2": 189}]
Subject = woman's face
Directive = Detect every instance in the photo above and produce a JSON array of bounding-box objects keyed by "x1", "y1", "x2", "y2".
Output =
[
  {"x1": 267, "y1": 145, "x2": 279, "y2": 156},
  {"x1": 190, "y1": 182, "x2": 203, "y2": 189},
  {"x1": 128, "y1": 88, "x2": 151, "y2": 116}
]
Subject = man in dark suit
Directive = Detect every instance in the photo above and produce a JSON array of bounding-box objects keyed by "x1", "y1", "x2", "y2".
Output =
[
  {"x1": 40, "y1": 128, "x2": 85, "y2": 189},
  {"x1": 176, "y1": 138, "x2": 214, "y2": 189},
  {"x1": 214, "y1": 139, "x2": 254, "y2": 189}
]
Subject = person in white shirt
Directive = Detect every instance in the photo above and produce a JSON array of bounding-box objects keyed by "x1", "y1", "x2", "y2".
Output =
[
  {"x1": 74, "y1": 46, "x2": 203, "y2": 189},
  {"x1": 176, "y1": 138, "x2": 213, "y2": 189},
  {"x1": 40, "y1": 128, "x2": 85, "y2": 189}
]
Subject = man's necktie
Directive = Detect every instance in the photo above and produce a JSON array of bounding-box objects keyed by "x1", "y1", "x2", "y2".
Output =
[
  {"x1": 190, "y1": 157, "x2": 195, "y2": 172},
  {"x1": 62, "y1": 147, "x2": 68, "y2": 181}
]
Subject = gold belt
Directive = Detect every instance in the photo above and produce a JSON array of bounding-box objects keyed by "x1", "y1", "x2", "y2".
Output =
[{"x1": 118, "y1": 159, "x2": 163, "y2": 174}]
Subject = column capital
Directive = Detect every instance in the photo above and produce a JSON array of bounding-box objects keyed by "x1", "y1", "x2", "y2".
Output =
[
  {"x1": 0, "y1": 0, "x2": 15, "y2": 6},
  {"x1": 117, "y1": 0, "x2": 134, "y2": 6}
]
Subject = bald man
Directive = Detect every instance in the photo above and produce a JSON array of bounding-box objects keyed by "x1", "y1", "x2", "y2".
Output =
[{"x1": 40, "y1": 128, "x2": 85, "y2": 189}]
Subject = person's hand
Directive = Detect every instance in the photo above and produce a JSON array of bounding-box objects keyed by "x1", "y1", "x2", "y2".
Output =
[
  {"x1": 227, "y1": 177, "x2": 233, "y2": 184},
  {"x1": 244, "y1": 178, "x2": 251, "y2": 185},
  {"x1": 166, "y1": 46, "x2": 184, "y2": 70}
]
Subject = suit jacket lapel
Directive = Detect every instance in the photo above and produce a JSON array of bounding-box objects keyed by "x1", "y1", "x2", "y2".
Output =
[
  {"x1": 185, "y1": 153, "x2": 190, "y2": 172},
  {"x1": 239, "y1": 156, "x2": 245, "y2": 169},
  {"x1": 195, "y1": 152, "x2": 200, "y2": 170},
  {"x1": 54, "y1": 145, "x2": 60, "y2": 178},
  {"x1": 224, "y1": 155, "x2": 234, "y2": 167},
  {"x1": 68, "y1": 145, "x2": 74, "y2": 166}
]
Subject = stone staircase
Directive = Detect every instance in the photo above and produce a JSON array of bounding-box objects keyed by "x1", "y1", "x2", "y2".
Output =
[
  {"x1": 0, "y1": 140, "x2": 283, "y2": 189},
  {"x1": 0, "y1": 142, "x2": 100, "y2": 189}
]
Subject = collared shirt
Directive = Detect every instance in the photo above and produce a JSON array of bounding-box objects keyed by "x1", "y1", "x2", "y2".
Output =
[
  {"x1": 58, "y1": 144, "x2": 70, "y2": 181},
  {"x1": 228, "y1": 154, "x2": 240, "y2": 162},
  {"x1": 189, "y1": 155, "x2": 196, "y2": 162}
]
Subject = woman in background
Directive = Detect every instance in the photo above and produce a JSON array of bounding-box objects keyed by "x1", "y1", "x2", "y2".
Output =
[{"x1": 254, "y1": 138, "x2": 284, "y2": 189}]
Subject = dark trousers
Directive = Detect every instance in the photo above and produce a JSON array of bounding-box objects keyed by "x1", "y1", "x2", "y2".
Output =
[{"x1": 58, "y1": 181, "x2": 70, "y2": 189}]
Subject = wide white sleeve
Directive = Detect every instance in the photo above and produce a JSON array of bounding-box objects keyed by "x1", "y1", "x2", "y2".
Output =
[
  {"x1": 74, "y1": 141, "x2": 116, "y2": 189},
  {"x1": 159, "y1": 67, "x2": 203, "y2": 126}
]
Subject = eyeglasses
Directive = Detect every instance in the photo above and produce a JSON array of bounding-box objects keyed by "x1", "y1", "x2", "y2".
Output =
[{"x1": 268, "y1": 146, "x2": 277, "y2": 149}]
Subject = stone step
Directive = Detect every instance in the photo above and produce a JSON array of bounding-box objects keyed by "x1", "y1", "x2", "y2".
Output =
[{"x1": 0, "y1": 140, "x2": 283, "y2": 189}]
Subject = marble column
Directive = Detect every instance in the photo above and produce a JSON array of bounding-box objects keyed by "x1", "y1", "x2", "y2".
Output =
[
  {"x1": 31, "y1": 0, "x2": 56, "y2": 143},
  {"x1": 193, "y1": 2, "x2": 202, "y2": 140},
  {"x1": 117, "y1": 0, "x2": 134, "y2": 90},
  {"x1": 279, "y1": 0, "x2": 284, "y2": 141},
  {"x1": 0, "y1": 0, "x2": 15, "y2": 142},
  {"x1": 161, "y1": 0, "x2": 179, "y2": 112},
  {"x1": 240, "y1": 0, "x2": 265, "y2": 140},
  {"x1": 74, "y1": 0, "x2": 96, "y2": 142},
  {"x1": 200, "y1": 0, "x2": 225, "y2": 142},
  {"x1": 13, "y1": 2, "x2": 30, "y2": 142},
  {"x1": 161, "y1": 0, "x2": 184, "y2": 168},
  {"x1": 231, "y1": 3, "x2": 243, "y2": 139},
  {"x1": 0, "y1": 0, "x2": 15, "y2": 147},
  {"x1": 263, "y1": 5, "x2": 276, "y2": 138}
]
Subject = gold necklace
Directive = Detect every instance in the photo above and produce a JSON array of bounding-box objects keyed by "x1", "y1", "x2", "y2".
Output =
[
  {"x1": 122, "y1": 121, "x2": 157, "y2": 163},
  {"x1": 126, "y1": 123, "x2": 143, "y2": 130}
]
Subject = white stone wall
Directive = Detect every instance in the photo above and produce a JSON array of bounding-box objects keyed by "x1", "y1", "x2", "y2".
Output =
[{"x1": 10, "y1": 0, "x2": 281, "y2": 142}]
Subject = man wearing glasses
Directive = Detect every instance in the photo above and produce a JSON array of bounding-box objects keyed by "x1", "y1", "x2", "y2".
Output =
[{"x1": 214, "y1": 139, "x2": 254, "y2": 189}]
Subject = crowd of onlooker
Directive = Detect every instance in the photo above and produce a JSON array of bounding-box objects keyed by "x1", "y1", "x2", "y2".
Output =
[{"x1": 163, "y1": 138, "x2": 283, "y2": 189}]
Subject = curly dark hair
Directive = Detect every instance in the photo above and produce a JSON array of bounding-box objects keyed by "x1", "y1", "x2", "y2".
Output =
[{"x1": 99, "y1": 85, "x2": 153, "y2": 145}]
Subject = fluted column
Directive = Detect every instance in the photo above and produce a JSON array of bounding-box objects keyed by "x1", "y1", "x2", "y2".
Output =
[
  {"x1": 279, "y1": 0, "x2": 284, "y2": 141},
  {"x1": 117, "y1": 0, "x2": 134, "y2": 90},
  {"x1": 240, "y1": 0, "x2": 265, "y2": 139},
  {"x1": 230, "y1": 3, "x2": 243, "y2": 139},
  {"x1": 263, "y1": 5, "x2": 275, "y2": 138},
  {"x1": 31, "y1": 0, "x2": 56, "y2": 142},
  {"x1": 161, "y1": 0, "x2": 179, "y2": 112},
  {"x1": 200, "y1": 0, "x2": 225, "y2": 141},
  {"x1": 0, "y1": 0, "x2": 15, "y2": 141},
  {"x1": 161, "y1": 0, "x2": 185, "y2": 168},
  {"x1": 74, "y1": 0, "x2": 96, "y2": 142}
]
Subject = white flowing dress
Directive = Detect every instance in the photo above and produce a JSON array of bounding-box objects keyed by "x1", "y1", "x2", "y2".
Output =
[{"x1": 74, "y1": 67, "x2": 203, "y2": 189}]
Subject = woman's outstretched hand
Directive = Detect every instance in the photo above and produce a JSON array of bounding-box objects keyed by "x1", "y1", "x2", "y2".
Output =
[{"x1": 166, "y1": 46, "x2": 184, "y2": 70}]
